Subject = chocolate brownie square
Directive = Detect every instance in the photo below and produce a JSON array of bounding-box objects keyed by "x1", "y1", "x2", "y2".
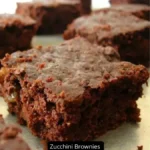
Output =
[
  {"x1": 110, "y1": 0, "x2": 149, "y2": 5},
  {"x1": 0, "y1": 37, "x2": 149, "y2": 142},
  {"x1": 16, "y1": 0, "x2": 91, "y2": 35},
  {"x1": 109, "y1": 4, "x2": 150, "y2": 20},
  {"x1": 64, "y1": 10, "x2": 150, "y2": 66},
  {"x1": 0, "y1": 115, "x2": 31, "y2": 150},
  {"x1": 0, "y1": 14, "x2": 37, "y2": 58}
]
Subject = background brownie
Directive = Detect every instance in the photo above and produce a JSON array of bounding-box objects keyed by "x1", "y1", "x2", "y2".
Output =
[
  {"x1": 64, "y1": 10, "x2": 150, "y2": 66},
  {"x1": 0, "y1": 37, "x2": 149, "y2": 142},
  {"x1": 0, "y1": 14, "x2": 37, "y2": 58},
  {"x1": 0, "y1": 115, "x2": 31, "y2": 150},
  {"x1": 33, "y1": 0, "x2": 92, "y2": 14},
  {"x1": 110, "y1": 0, "x2": 149, "y2": 5},
  {"x1": 16, "y1": 0, "x2": 91, "y2": 35},
  {"x1": 109, "y1": 4, "x2": 150, "y2": 20},
  {"x1": 80, "y1": 0, "x2": 91, "y2": 14}
]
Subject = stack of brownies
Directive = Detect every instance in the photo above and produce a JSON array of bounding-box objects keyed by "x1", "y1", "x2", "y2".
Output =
[{"x1": 0, "y1": 0, "x2": 149, "y2": 149}]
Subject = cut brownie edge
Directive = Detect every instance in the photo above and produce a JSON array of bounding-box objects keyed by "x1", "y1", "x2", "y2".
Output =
[
  {"x1": 1, "y1": 63, "x2": 149, "y2": 141},
  {"x1": 112, "y1": 27, "x2": 149, "y2": 66}
]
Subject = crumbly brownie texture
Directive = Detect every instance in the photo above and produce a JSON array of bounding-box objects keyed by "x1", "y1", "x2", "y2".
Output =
[
  {"x1": 110, "y1": 0, "x2": 149, "y2": 5},
  {"x1": 110, "y1": 4, "x2": 150, "y2": 20},
  {"x1": 64, "y1": 10, "x2": 150, "y2": 66},
  {"x1": 16, "y1": 0, "x2": 91, "y2": 35},
  {"x1": 0, "y1": 14, "x2": 37, "y2": 58},
  {"x1": 0, "y1": 37, "x2": 149, "y2": 142},
  {"x1": 0, "y1": 115, "x2": 31, "y2": 150}
]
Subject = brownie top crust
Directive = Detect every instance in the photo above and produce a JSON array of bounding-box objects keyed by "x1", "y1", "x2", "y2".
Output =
[
  {"x1": 0, "y1": 14, "x2": 36, "y2": 29},
  {"x1": 17, "y1": 0, "x2": 80, "y2": 8},
  {"x1": 0, "y1": 115, "x2": 30, "y2": 150},
  {"x1": 64, "y1": 10, "x2": 150, "y2": 41},
  {"x1": 1, "y1": 37, "x2": 149, "y2": 101},
  {"x1": 110, "y1": 0, "x2": 150, "y2": 5},
  {"x1": 110, "y1": 4, "x2": 150, "y2": 13}
]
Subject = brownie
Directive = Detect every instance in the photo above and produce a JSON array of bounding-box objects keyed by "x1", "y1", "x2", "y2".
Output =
[
  {"x1": 33, "y1": 0, "x2": 92, "y2": 14},
  {"x1": 0, "y1": 37, "x2": 149, "y2": 142},
  {"x1": 16, "y1": 0, "x2": 91, "y2": 35},
  {"x1": 110, "y1": 0, "x2": 149, "y2": 5},
  {"x1": 80, "y1": 0, "x2": 91, "y2": 14},
  {"x1": 0, "y1": 115, "x2": 31, "y2": 150},
  {"x1": 137, "y1": 146, "x2": 143, "y2": 150},
  {"x1": 64, "y1": 10, "x2": 150, "y2": 66},
  {"x1": 0, "y1": 14, "x2": 37, "y2": 58},
  {"x1": 109, "y1": 4, "x2": 150, "y2": 20}
]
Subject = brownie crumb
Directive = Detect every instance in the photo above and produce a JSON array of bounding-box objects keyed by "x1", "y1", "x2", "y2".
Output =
[
  {"x1": 46, "y1": 77, "x2": 53, "y2": 82},
  {"x1": 104, "y1": 74, "x2": 110, "y2": 80},
  {"x1": 1, "y1": 126, "x2": 22, "y2": 139},
  {"x1": 59, "y1": 91, "x2": 65, "y2": 99},
  {"x1": 17, "y1": 57, "x2": 33, "y2": 63},
  {"x1": 38, "y1": 63, "x2": 45, "y2": 69},
  {"x1": 0, "y1": 115, "x2": 30, "y2": 150},
  {"x1": 137, "y1": 145, "x2": 143, "y2": 150}
]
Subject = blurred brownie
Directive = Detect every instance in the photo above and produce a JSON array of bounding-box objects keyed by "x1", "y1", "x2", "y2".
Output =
[
  {"x1": 64, "y1": 10, "x2": 150, "y2": 66},
  {"x1": 0, "y1": 14, "x2": 37, "y2": 58},
  {"x1": 137, "y1": 146, "x2": 143, "y2": 150},
  {"x1": 16, "y1": 0, "x2": 91, "y2": 35},
  {"x1": 80, "y1": 0, "x2": 91, "y2": 14},
  {"x1": 0, "y1": 115, "x2": 31, "y2": 150},
  {"x1": 0, "y1": 37, "x2": 149, "y2": 142},
  {"x1": 110, "y1": 4, "x2": 150, "y2": 20},
  {"x1": 110, "y1": 0, "x2": 149, "y2": 5},
  {"x1": 33, "y1": 0, "x2": 92, "y2": 14}
]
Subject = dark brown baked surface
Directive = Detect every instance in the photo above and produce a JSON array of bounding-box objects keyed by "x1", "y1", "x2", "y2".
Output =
[
  {"x1": 0, "y1": 115, "x2": 30, "y2": 150},
  {"x1": 0, "y1": 14, "x2": 36, "y2": 27},
  {"x1": 80, "y1": 0, "x2": 91, "y2": 14},
  {"x1": 109, "y1": 4, "x2": 150, "y2": 20},
  {"x1": 64, "y1": 10, "x2": 150, "y2": 66},
  {"x1": 16, "y1": 0, "x2": 91, "y2": 35},
  {"x1": 110, "y1": 0, "x2": 149, "y2": 5},
  {"x1": 32, "y1": 0, "x2": 91, "y2": 14},
  {"x1": 0, "y1": 37, "x2": 149, "y2": 142},
  {"x1": 0, "y1": 14, "x2": 37, "y2": 58}
]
